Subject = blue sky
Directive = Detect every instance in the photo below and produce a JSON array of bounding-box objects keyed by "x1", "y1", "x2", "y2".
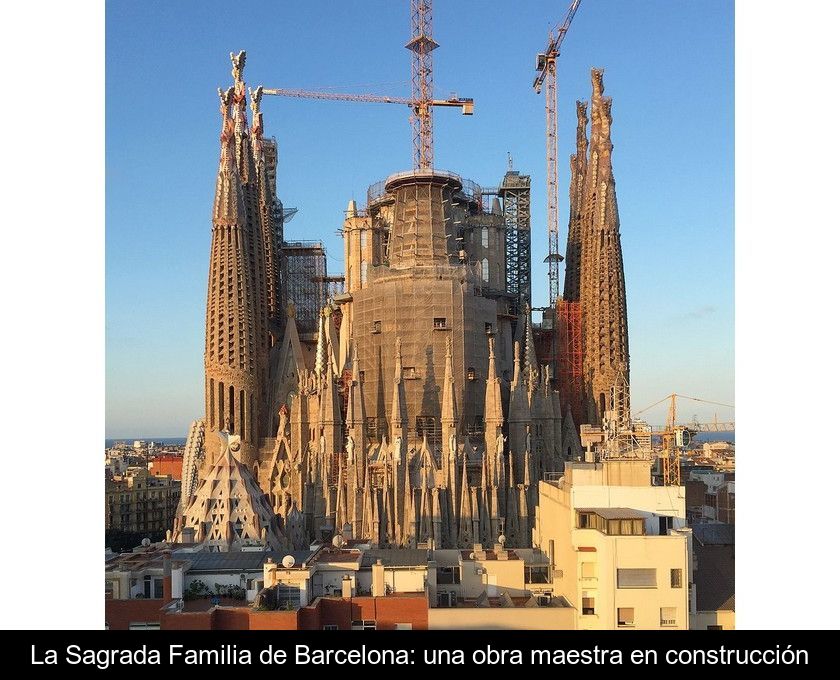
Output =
[{"x1": 106, "y1": 0, "x2": 733, "y2": 437}]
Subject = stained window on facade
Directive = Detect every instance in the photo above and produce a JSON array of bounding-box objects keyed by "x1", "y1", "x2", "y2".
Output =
[
  {"x1": 481, "y1": 258, "x2": 489, "y2": 282},
  {"x1": 481, "y1": 227, "x2": 489, "y2": 248},
  {"x1": 361, "y1": 260, "x2": 368, "y2": 286}
]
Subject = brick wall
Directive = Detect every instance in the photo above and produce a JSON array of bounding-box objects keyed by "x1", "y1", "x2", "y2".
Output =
[{"x1": 106, "y1": 598, "x2": 168, "y2": 630}]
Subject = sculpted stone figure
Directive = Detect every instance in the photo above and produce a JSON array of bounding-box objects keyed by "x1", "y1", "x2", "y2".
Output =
[{"x1": 346, "y1": 435, "x2": 355, "y2": 464}]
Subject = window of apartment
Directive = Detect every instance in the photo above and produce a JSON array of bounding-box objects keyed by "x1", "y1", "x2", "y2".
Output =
[
  {"x1": 395, "y1": 623, "x2": 413, "y2": 630},
  {"x1": 580, "y1": 562, "x2": 596, "y2": 580},
  {"x1": 581, "y1": 596, "x2": 595, "y2": 616},
  {"x1": 616, "y1": 568, "x2": 657, "y2": 589},
  {"x1": 659, "y1": 516, "x2": 674, "y2": 536},
  {"x1": 577, "y1": 511, "x2": 594, "y2": 529},
  {"x1": 670, "y1": 568, "x2": 683, "y2": 588},
  {"x1": 433, "y1": 317, "x2": 448, "y2": 329},
  {"x1": 437, "y1": 566, "x2": 461, "y2": 585},
  {"x1": 276, "y1": 585, "x2": 300, "y2": 610},
  {"x1": 128, "y1": 622, "x2": 161, "y2": 630},
  {"x1": 371, "y1": 320, "x2": 382, "y2": 334},
  {"x1": 143, "y1": 575, "x2": 164, "y2": 599},
  {"x1": 351, "y1": 620, "x2": 376, "y2": 631},
  {"x1": 617, "y1": 607, "x2": 635, "y2": 627},
  {"x1": 525, "y1": 566, "x2": 550, "y2": 584},
  {"x1": 323, "y1": 624, "x2": 338, "y2": 631},
  {"x1": 660, "y1": 607, "x2": 677, "y2": 627}
]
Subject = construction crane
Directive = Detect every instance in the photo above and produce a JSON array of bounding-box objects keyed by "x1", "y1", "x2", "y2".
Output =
[
  {"x1": 263, "y1": 0, "x2": 473, "y2": 171},
  {"x1": 633, "y1": 393, "x2": 735, "y2": 486},
  {"x1": 533, "y1": 0, "x2": 582, "y2": 305}
]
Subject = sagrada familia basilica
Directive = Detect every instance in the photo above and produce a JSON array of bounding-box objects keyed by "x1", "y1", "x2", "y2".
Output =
[{"x1": 172, "y1": 51, "x2": 628, "y2": 553}]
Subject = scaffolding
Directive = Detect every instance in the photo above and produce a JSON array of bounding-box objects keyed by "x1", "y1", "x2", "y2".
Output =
[
  {"x1": 500, "y1": 170, "x2": 531, "y2": 317},
  {"x1": 556, "y1": 299, "x2": 583, "y2": 425},
  {"x1": 283, "y1": 241, "x2": 328, "y2": 334}
]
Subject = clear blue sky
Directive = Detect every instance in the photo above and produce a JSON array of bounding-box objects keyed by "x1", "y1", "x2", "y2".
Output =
[{"x1": 106, "y1": 0, "x2": 733, "y2": 438}]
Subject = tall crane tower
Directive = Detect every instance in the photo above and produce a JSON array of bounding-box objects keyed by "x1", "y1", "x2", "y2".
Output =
[
  {"x1": 533, "y1": 0, "x2": 582, "y2": 305},
  {"x1": 263, "y1": 0, "x2": 472, "y2": 171}
]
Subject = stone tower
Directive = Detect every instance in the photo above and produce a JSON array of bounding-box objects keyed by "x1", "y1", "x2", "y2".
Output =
[
  {"x1": 577, "y1": 68, "x2": 630, "y2": 425},
  {"x1": 203, "y1": 52, "x2": 270, "y2": 466}
]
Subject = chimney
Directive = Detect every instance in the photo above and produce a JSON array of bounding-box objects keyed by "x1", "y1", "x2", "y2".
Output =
[
  {"x1": 264, "y1": 557, "x2": 277, "y2": 588},
  {"x1": 372, "y1": 558, "x2": 385, "y2": 597},
  {"x1": 341, "y1": 574, "x2": 353, "y2": 599},
  {"x1": 181, "y1": 526, "x2": 195, "y2": 543}
]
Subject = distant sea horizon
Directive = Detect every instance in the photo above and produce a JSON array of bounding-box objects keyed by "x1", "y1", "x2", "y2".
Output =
[
  {"x1": 105, "y1": 430, "x2": 734, "y2": 450},
  {"x1": 105, "y1": 437, "x2": 187, "y2": 448}
]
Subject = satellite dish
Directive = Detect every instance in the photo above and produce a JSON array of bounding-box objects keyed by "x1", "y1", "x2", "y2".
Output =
[
  {"x1": 141, "y1": 538, "x2": 151, "y2": 547},
  {"x1": 469, "y1": 552, "x2": 476, "y2": 560},
  {"x1": 498, "y1": 534, "x2": 506, "y2": 546},
  {"x1": 332, "y1": 535, "x2": 344, "y2": 548},
  {"x1": 281, "y1": 555, "x2": 295, "y2": 568}
]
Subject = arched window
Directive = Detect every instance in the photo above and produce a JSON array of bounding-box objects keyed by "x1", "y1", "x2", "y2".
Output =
[
  {"x1": 481, "y1": 227, "x2": 489, "y2": 248},
  {"x1": 229, "y1": 385, "x2": 235, "y2": 433},
  {"x1": 481, "y1": 258, "x2": 489, "y2": 282}
]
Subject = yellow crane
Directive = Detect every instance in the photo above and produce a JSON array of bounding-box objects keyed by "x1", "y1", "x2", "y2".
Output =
[{"x1": 633, "y1": 393, "x2": 735, "y2": 486}]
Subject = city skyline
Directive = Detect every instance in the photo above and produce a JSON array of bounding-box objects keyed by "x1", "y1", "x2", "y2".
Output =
[{"x1": 106, "y1": 0, "x2": 734, "y2": 437}]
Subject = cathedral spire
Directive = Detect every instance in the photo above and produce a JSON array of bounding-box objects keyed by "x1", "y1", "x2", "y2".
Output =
[
  {"x1": 203, "y1": 79, "x2": 264, "y2": 465},
  {"x1": 346, "y1": 345, "x2": 366, "y2": 452},
  {"x1": 390, "y1": 337, "x2": 408, "y2": 448},
  {"x1": 508, "y1": 340, "x2": 530, "y2": 484},
  {"x1": 483, "y1": 336, "x2": 504, "y2": 481},
  {"x1": 579, "y1": 68, "x2": 629, "y2": 425},
  {"x1": 457, "y1": 454, "x2": 472, "y2": 548}
]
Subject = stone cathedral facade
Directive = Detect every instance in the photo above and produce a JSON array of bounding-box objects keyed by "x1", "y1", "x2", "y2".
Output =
[{"x1": 173, "y1": 55, "x2": 629, "y2": 554}]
